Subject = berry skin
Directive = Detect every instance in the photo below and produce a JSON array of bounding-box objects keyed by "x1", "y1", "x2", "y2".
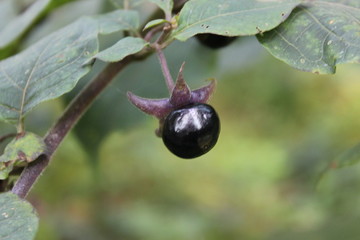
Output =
[
  {"x1": 196, "y1": 34, "x2": 237, "y2": 49},
  {"x1": 162, "y1": 103, "x2": 220, "y2": 159}
]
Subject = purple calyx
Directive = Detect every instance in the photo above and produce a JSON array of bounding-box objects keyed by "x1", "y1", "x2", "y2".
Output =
[{"x1": 127, "y1": 63, "x2": 216, "y2": 136}]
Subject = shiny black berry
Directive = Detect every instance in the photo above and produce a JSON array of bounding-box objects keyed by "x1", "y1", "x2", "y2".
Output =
[
  {"x1": 196, "y1": 34, "x2": 237, "y2": 49},
  {"x1": 162, "y1": 103, "x2": 220, "y2": 159}
]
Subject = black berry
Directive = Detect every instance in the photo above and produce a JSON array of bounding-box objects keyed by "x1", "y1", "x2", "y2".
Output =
[
  {"x1": 162, "y1": 103, "x2": 220, "y2": 159},
  {"x1": 196, "y1": 34, "x2": 237, "y2": 49}
]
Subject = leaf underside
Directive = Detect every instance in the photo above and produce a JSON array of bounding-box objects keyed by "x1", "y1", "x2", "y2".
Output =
[
  {"x1": 0, "y1": 192, "x2": 38, "y2": 240},
  {"x1": 95, "y1": 37, "x2": 148, "y2": 62},
  {"x1": 95, "y1": 9, "x2": 140, "y2": 35},
  {"x1": 109, "y1": 0, "x2": 144, "y2": 9},
  {"x1": 0, "y1": 17, "x2": 98, "y2": 124},
  {"x1": 258, "y1": 0, "x2": 360, "y2": 74},
  {"x1": 171, "y1": 0, "x2": 302, "y2": 41},
  {"x1": 0, "y1": 9, "x2": 142, "y2": 125}
]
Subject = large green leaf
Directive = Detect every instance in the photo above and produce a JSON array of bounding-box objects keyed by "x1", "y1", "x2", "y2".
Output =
[
  {"x1": 0, "y1": 17, "x2": 99, "y2": 125},
  {"x1": 0, "y1": 8, "x2": 142, "y2": 126},
  {"x1": 95, "y1": 9, "x2": 140, "y2": 35},
  {"x1": 109, "y1": 0, "x2": 144, "y2": 9},
  {"x1": 95, "y1": 37, "x2": 148, "y2": 62},
  {"x1": 0, "y1": 0, "x2": 52, "y2": 50},
  {"x1": 171, "y1": 0, "x2": 301, "y2": 41},
  {"x1": 0, "y1": 192, "x2": 38, "y2": 240},
  {"x1": 0, "y1": 132, "x2": 46, "y2": 180},
  {"x1": 258, "y1": 0, "x2": 360, "y2": 74}
]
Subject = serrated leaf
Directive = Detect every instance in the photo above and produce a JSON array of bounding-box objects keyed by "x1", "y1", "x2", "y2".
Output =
[
  {"x1": 0, "y1": 192, "x2": 38, "y2": 240},
  {"x1": 0, "y1": 17, "x2": 99, "y2": 124},
  {"x1": 0, "y1": 132, "x2": 46, "y2": 180},
  {"x1": 95, "y1": 37, "x2": 148, "y2": 62},
  {"x1": 95, "y1": 9, "x2": 140, "y2": 35},
  {"x1": 257, "y1": 0, "x2": 360, "y2": 74},
  {"x1": 148, "y1": 0, "x2": 173, "y2": 16},
  {"x1": 143, "y1": 19, "x2": 168, "y2": 31},
  {"x1": 171, "y1": 0, "x2": 301, "y2": 41},
  {"x1": 0, "y1": 0, "x2": 52, "y2": 50}
]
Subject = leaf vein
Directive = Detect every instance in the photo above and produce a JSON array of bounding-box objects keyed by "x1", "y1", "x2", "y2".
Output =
[
  {"x1": 314, "y1": 1, "x2": 360, "y2": 12},
  {"x1": 0, "y1": 67, "x2": 23, "y2": 91},
  {"x1": 274, "y1": 29, "x2": 308, "y2": 61},
  {"x1": 344, "y1": 9, "x2": 360, "y2": 25},
  {"x1": 301, "y1": 6, "x2": 360, "y2": 48},
  {"x1": 24, "y1": 47, "x2": 88, "y2": 108},
  {"x1": 0, "y1": 102, "x2": 20, "y2": 112},
  {"x1": 176, "y1": 4, "x2": 297, "y2": 36},
  {"x1": 18, "y1": 39, "x2": 52, "y2": 123}
]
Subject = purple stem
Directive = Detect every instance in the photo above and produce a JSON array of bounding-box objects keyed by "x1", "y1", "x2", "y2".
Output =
[
  {"x1": 156, "y1": 46, "x2": 174, "y2": 93},
  {"x1": 11, "y1": 7, "x2": 165, "y2": 199},
  {"x1": 12, "y1": 57, "x2": 134, "y2": 198}
]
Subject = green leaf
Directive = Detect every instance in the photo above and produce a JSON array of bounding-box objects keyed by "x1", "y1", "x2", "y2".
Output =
[
  {"x1": 257, "y1": 1, "x2": 360, "y2": 74},
  {"x1": 0, "y1": 192, "x2": 38, "y2": 240},
  {"x1": 0, "y1": 132, "x2": 46, "y2": 180},
  {"x1": 95, "y1": 37, "x2": 148, "y2": 63},
  {"x1": 171, "y1": 0, "x2": 301, "y2": 41},
  {"x1": 317, "y1": 142, "x2": 360, "y2": 184},
  {"x1": 0, "y1": 0, "x2": 52, "y2": 50},
  {"x1": 95, "y1": 9, "x2": 140, "y2": 35},
  {"x1": 143, "y1": 19, "x2": 168, "y2": 31},
  {"x1": 0, "y1": 9, "x2": 141, "y2": 126},
  {"x1": 0, "y1": 17, "x2": 99, "y2": 125},
  {"x1": 148, "y1": 0, "x2": 174, "y2": 16},
  {"x1": 332, "y1": 143, "x2": 360, "y2": 169},
  {"x1": 109, "y1": 0, "x2": 145, "y2": 9}
]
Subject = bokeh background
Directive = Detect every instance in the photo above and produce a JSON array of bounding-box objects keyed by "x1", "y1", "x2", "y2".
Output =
[{"x1": 1, "y1": 0, "x2": 360, "y2": 239}]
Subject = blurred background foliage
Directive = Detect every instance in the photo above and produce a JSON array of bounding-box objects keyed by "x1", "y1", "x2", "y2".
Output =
[{"x1": 1, "y1": 0, "x2": 360, "y2": 239}]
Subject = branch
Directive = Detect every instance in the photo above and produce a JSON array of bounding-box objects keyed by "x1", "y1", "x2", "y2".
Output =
[
  {"x1": 156, "y1": 46, "x2": 174, "y2": 93},
  {"x1": 11, "y1": 55, "x2": 148, "y2": 198},
  {"x1": 11, "y1": 7, "x2": 168, "y2": 199}
]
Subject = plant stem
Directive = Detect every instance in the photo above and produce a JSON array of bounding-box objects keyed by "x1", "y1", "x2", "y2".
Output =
[
  {"x1": 11, "y1": 7, "x2": 166, "y2": 199},
  {"x1": 155, "y1": 45, "x2": 174, "y2": 93},
  {"x1": 144, "y1": 25, "x2": 163, "y2": 42},
  {"x1": 11, "y1": 56, "x2": 140, "y2": 198}
]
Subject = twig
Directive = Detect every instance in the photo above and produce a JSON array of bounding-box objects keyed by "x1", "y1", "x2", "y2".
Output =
[
  {"x1": 11, "y1": 7, "x2": 168, "y2": 199},
  {"x1": 155, "y1": 45, "x2": 174, "y2": 93},
  {"x1": 144, "y1": 25, "x2": 164, "y2": 42},
  {"x1": 11, "y1": 57, "x2": 139, "y2": 198}
]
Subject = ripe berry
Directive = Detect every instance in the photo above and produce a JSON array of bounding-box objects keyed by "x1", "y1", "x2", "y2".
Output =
[
  {"x1": 196, "y1": 34, "x2": 237, "y2": 49},
  {"x1": 162, "y1": 103, "x2": 220, "y2": 159}
]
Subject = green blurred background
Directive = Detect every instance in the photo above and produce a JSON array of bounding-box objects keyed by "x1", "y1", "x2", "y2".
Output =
[{"x1": 2, "y1": 0, "x2": 360, "y2": 239}]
